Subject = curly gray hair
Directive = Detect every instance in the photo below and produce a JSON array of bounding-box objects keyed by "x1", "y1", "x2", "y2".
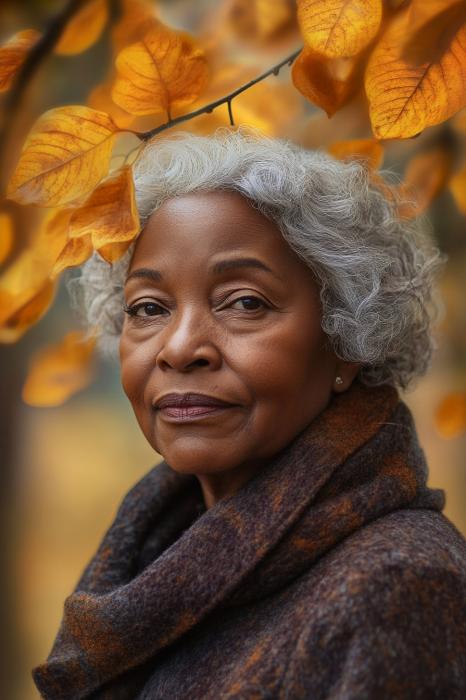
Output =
[{"x1": 67, "y1": 126, "x2": 447, "y2": 390}]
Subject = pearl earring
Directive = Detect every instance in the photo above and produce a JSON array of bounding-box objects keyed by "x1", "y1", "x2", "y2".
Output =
[{"x1": 335, "y1": 376, "x2": 343, "y2": 385}]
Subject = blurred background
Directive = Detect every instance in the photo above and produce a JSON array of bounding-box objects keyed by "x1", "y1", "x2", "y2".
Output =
[{"x1": 1, "y1": 1, "x2": 465, "y2": 698}]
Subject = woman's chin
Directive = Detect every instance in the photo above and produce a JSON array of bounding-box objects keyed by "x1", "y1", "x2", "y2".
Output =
[{"x1": 154, "y1": 440, "x2": 243, "y2": 476}]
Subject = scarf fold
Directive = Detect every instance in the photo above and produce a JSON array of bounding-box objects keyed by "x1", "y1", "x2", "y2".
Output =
[{"x1": 32, "y1": 380, "x2": 445, "y2": 699}]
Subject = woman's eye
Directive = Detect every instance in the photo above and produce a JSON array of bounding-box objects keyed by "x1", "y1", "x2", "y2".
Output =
[
  {"x1": 228, "y1": 295, "x2": 268, "y2": 311},
  {"x1": 124, "y1": 302, "x2": 167, "y2": 318}
]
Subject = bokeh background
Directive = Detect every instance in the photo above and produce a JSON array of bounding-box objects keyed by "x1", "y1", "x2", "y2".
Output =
[{"x1": 1, "y1": 1, "x2": 465, "y2": 698}]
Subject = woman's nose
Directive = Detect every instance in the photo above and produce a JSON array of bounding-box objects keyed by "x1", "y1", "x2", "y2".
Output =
[{"x1": 155, "y1": 310, "x2": 222, "y2": 372}]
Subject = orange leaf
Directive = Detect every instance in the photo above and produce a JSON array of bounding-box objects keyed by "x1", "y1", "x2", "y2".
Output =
[
  {"x1": 292, "y1": 47, "x2": 361, "y2": 117},
  {"x1": 69, "y1": 166, "x2": 140, "y2": 247},
  {"x1": 22, "y1": 330, "x2": 97, "y2": 406},
  {"x1": 0, "y1": 280, "x2": 57, "y2": 343},
  {"x1": 216, "y1": 78, "x2": 303, "y2": 135},
  {"x1": 97, "y1": 238, "x2": 135, "y2": 263},
  {"x1": 111, "y1": 0, "x2": 157, "y2": 53},
  {"x1": 7, "y1": 106, "x2": 120, "y2": 207},
  {"x1": 450, "y1": 166, "x2": 466, "y2": 215},
  {"x1": 297, "y1": 0, "x2": 382, "y2": 58},
  {"x1": 365, "y1": 3, "x2": 466, "y2": 139},
  {"x1": 435, "y1": 392, "x2": 466, "y2": 438},
  {"x1": 401, "y1": 1, "x2": 466, "y2": 65},
  {"x1": 35, "y1": 208, "x2": 74, "y2": 265},
  {"x1": 328, "y1": 138, "x2": 384, "y2": 169},
  {"x1": 51, "y1": 234, "x2": 94, "y2": 279},
  {"x1": 226, "y1": 0, "x2": 295, "y2": 42},
  {"x1": 87, "y1": 80, "x2": 135, "y2": 129},
  {"x1": 112, "y1": 19, "x2": 209, "y2": 117},
  {"x1": 55, "y1": 0, "x2": 108, "y2": 55},
  {"x1": 396, "y1": 147, "x2": 453, "y2": 218},
  {"x1": 0, "y1": 29, "x2": 41, "y2": 93},
  {"x1": 0, "y1": 212, "x2": 14, "y2": 264},
  {"x1": 0, "y1": 208, "x2": 70, "y2": 336},
  {"x1": 453, "y1": 107, "x2": 466, "y2": 132}
]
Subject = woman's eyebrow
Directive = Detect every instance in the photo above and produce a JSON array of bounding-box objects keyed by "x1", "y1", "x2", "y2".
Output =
[
  {"x1": 209, "y1": 257, "x2": 282, "y2": 280},
  {"x1": 125, "y1": 258, "x2": 282, "y2": 284}
]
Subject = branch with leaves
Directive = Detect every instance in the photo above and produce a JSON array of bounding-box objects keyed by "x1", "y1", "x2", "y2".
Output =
[{"x1": 0, "y1": 0, "x2": 465, "y2": 434}]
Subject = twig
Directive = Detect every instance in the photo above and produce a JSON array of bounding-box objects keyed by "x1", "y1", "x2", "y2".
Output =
[
  {"x1": 137, "y1": 46, "x2": 303, "y2": 142},
  {"x1": 0, "y1": 0, "x2": 93, "y2": 170}
]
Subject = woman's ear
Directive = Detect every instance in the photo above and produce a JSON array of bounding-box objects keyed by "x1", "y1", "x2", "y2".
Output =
[{"x1": 333, "y1": 362, "x2": 362, "y2": 393}]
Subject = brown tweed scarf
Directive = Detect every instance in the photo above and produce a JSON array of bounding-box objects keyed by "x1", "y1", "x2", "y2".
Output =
[{"x1": 32, "y1": 379, "x2": 466, "y2": 699}]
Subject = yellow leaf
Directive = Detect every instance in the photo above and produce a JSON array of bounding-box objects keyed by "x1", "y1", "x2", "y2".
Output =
[
  {"x1": 396, "y1": 147, "x2": 453, "y2": 218},
  {"x1": 111, "y1": 0, "x2": 157, "y2": 53},
  {"x1": 297, "y1": 0, "x2": 382, "y2": 58},
  {"x1": 226, "y1": 0, "x2": 295, "y2": 41},
  {"x1": 365, "y1": 4, "x2": 466, "y2": 139},
  {"x1": 401, "y1": 1, "x2": 466, "y2": 65},
  {"x1": 292, "y1": 47, "x2": 361, "y2": 117},
  {"x1": 0, "y1": 209, "x2": 70, "y2": 336},
  {"x1": 435, "y1": 392, "x2": 466, "y2": 438},
  {"x1": 0, "y1": 280, "x2": 57, "y2": 343},
  {"x1": 450, "y1": 166, "x2": 466, "y2": 215},
  {"x1": 0, "y1": 213, "x2": 14, "y2": 264},
  {"x1": 112, "y1": 19, "x2": 209, "y2": 117},
  {"x1": 22, "y1": 330, "x2": 97, "y2": 406},
  {"x1": 55, "y1": 0, "x2": 108, "y2": 55},
  {"x1": 328, "y1": 138, "x2": 384, "y2": 169},
  {"x1": 51, "y1": 234, "x2": 94, "y2": 279},
  {"x1": 35, "y1": 208, "x2": 74, "y2": 262},
  {"x1": 7, "y1": 106, "x2": 120, "y2": 207},
  {"x1": 453, "y1": 107, "x2": 466, "y2": 132},
  {"x1": 87, "y1": 80, "x2": 135, "y2": 129},
  {"x1": 97, "y1": 238, "x2": 134, "y2": 263},
  {"x1": 69, "y1": 166, "x2": 140, "y2": 247},
  {"x1": 225, "y1": 80, "x2": 303, "y2": 136},
  {"x1": 0, "y1": 29, "x2": 41, "y2": 93}
]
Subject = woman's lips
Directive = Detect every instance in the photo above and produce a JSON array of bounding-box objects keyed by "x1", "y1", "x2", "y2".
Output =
[{"x1": 157, "y1": 405, "x2": 235, "y2": 422}]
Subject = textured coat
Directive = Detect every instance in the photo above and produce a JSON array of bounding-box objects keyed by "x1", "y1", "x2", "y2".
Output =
[{"x1": 32, "y1": 380, "x2": 466, "y2": 699}]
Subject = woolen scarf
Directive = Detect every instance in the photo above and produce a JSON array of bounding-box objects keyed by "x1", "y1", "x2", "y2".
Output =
[{"x1": 32, "y1": 379, "x2": 466, "y2": 699}]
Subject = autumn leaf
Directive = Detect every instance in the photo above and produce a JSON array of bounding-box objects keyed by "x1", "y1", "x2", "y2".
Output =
[
  {"x1": 297, "y1": 0, "x2": 382, "y2": 58},
  {"x1": 226, "y1": 0, "x2": 295, "y2": 41},
  {"x1": 7, "y1": 106, "x2": 120, "y2": 207},
  {"x1": 69, "y1": 166, "x2": 140, "y2": 247},
  {"x1": 0, "y1": 208, "x2": 70, "y2": 339},
  {"x1": 87, "y1": 79, "x2": 136, "y2": 129},
  {"x1": 365, "y1": 3, "x2": 466, "y2": 139},
  {"x1": 237, "y1": 82, "x2": 303, "y2": 134},
  {"x1": 51, "y1": 235, "x2": 94, "y2": 279},
  {"x1": 435, "y1": 392, "x2": 466, "y2": 438},
  {"x1": 453, "y1": 107, "x2": 466, "y2": 132},
  {"x1": 111, "y1": 0, "x2": 157, "y2": 53},
  {"x1": 328, "y1": 138, "x2": 384, "y2": 169},
  {"x1": 401, "y1": 1, "x2": 466, "y2": 66},
  {"x1": 396, "y1": 147, "x2": 454, "y2": 218},
  {"x1": 22, "y1": 330, "x2": 97, "y2": 406},
  {"x1": 0, "y1": 280, "x2": 57, "y2": 344},
  {"x1": 450, "y1": 166, "x2": 466, "y2": 215},
  {"x1": 55, "y1": 0, "x2": 108, "y2": 55},
  {"x1": 97, "y1": 239, "x2": 135, "y2": 263},
  {"x1": 292, "y1": 47, "x2": 361, "y2": 116},
  {"x1": 0, "y1": 212, "x2": 14, "y2": 264},
  {"x1": 112, "y1": 19, "x2": 209, "y2": 117},
  {"x1": 0, "y1": 29, "x2": 41, "y2": 92}
]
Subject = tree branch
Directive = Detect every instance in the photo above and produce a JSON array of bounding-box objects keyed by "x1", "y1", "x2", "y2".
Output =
[
  {"x1": 137, "y1": 46, "x2": 303, "y2": 142},
  {"x1": 0, "y1": 0, "x2": 93, "y2": 166}
]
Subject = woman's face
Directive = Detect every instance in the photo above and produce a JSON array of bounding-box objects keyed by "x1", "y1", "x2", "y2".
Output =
[{"x1": 120, "y1": 190, "x2": 356, "y2": 497}]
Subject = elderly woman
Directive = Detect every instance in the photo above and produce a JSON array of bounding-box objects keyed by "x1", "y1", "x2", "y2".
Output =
[{"x1": 32, "y1": 128, "x2": 466, "y2": 699}]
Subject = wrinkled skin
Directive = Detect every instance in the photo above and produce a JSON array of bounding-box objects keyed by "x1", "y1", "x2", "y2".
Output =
[{"x1": 120, "y1": 190, "x2": 360, "y2": 508}]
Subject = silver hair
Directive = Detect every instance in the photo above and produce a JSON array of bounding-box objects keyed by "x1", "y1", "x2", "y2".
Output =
[{"x1": 67, "y1": 126, "x2": 447, "y2": 390}]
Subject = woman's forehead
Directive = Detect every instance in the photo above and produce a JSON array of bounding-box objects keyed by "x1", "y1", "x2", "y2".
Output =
[{"x1": 131, "y1": 190, "x2": 291, "y2": 263}]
